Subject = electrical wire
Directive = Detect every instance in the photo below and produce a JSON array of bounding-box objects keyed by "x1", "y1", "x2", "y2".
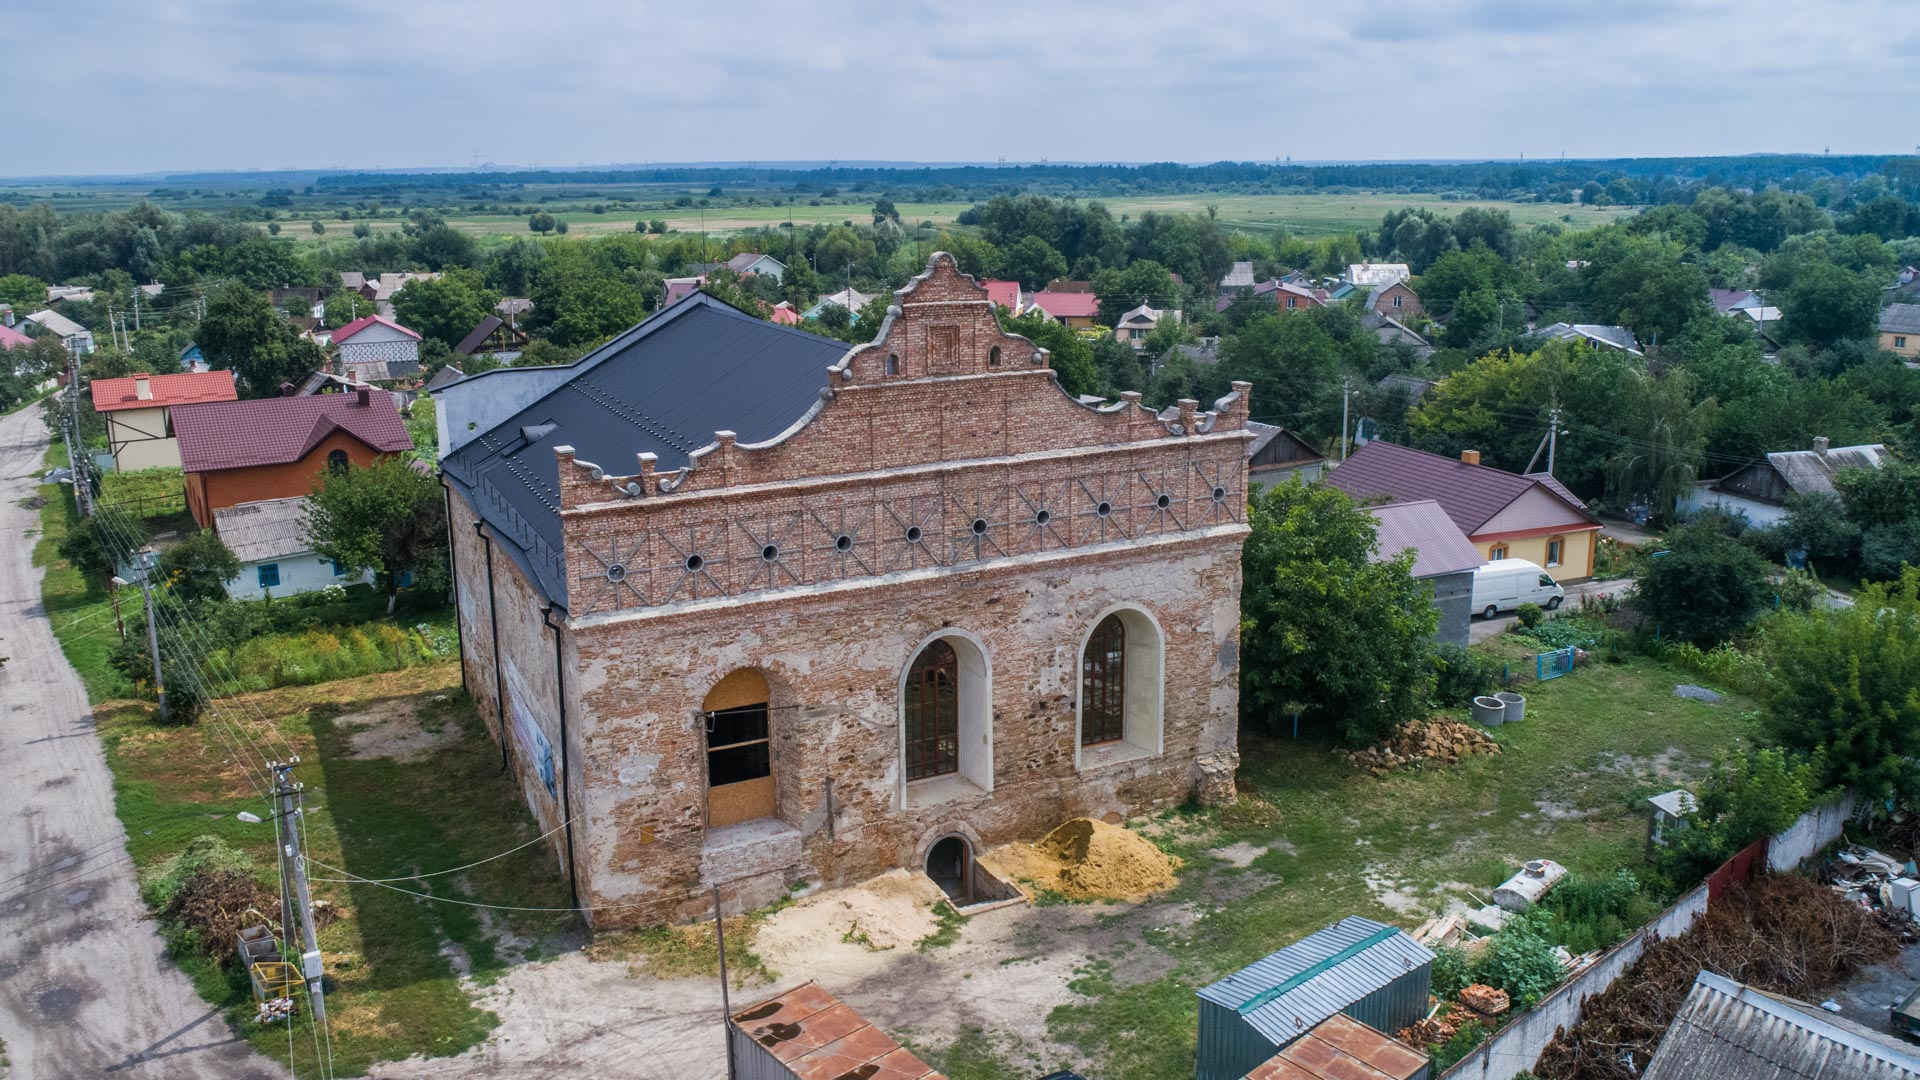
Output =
[{"x1": 316, "y1": 815, "x2": 575, "y2": 884}]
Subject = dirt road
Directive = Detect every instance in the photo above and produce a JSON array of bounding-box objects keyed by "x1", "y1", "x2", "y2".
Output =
[{"x1": 0, "y1": 406, "x2": 275, "y2": 1079}]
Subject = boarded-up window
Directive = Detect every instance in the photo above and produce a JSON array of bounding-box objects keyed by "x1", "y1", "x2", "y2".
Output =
[
  {"x1": 928, "y1": 324, "x2": 961, "y2": 374},
  {"x1": 704, "y1": 669, "x2": 773, "y2": 827},
  {"x1": 1081, "y1": 614, "x2": 1126, "y2": 745},
  {"x1": 905, "y1": 640, "x2": 959, "y2": 780}
]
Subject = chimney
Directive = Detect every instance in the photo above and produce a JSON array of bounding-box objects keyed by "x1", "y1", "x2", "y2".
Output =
[
  {"x1": 1, "y1": 305, "x2": 12, "y2": 327},
  {"x1": 1813, "y1": 436, "x2": 1829, "y2": 457},
  {"x1": 134, "y1": 374, "x2": 153, "y2": 401},
  {"x1": 356, "y1": 387, "x2": 371, "y2": 407},
  {"x1": 1460, "y1": 449, "x2": 1481, "y2": 466}
]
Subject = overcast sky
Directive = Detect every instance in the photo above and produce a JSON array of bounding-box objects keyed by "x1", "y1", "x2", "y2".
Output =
[{"x1": 7, "y1": 0, "x2": 1917, "y2": 177}]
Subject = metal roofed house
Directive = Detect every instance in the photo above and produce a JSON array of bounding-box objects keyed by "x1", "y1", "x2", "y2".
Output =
[
  {"x1": 768, "y1": 300, "x2": 801, "y2": 326},
  {"x1": 663, "y1": 275, "x2": 706, "y2": 308},
  {"x1": 25, "y1": 309, "x2": 95, "y2": 355},
  {"x1": 1678, "y1": 436, "x2": 1890, "y2": 526},
  {"x1": 980, "y1": 279, "x2": 1022, "y2": 311},
  {"x1": 425, "y1": 365, "x2": 465, "y2": 392},
  {"x1": 0, "y1": 322, "x2": 34, "y2": 352},
  {"x1": 1347, "y1": 263, "x2": 1411, "y2": 288},
  {"x1": 1115, "y1": 302, "x2": 1176, "y2": 348},
  {"x1": 1274, "y1": 282, "x2": 1326, "y2": 312},
  {"x1": 801, "y1": 286, "x2": 876, "y2": 322},
  {"x1": 1364, "y1": 282, "x2": 1422, "y2": 320},
  {"x1": 1880, "y1": 302, "x2": 1920, "y2": 359},
  {"x1": 496, "y1": 297, "x2": 533, "y2": 319},
  {"x1": 1245, "y1": 421, "x2": 1326, "y2": 488},
  {"x1": 1197, "y1": 916, "x2": 1434, "y2": 1080},
  {"x1": 213, "y1": 495, "x2": 371, "y2": 599},
  {"x1": 1221, "y1": 260, "x2": 1257, "y2": 292},
  {"x1": 1640, "y1": 970, "x2": 1920, "y2": 1080},
  {"x1": 1535, "y1": 321, "x2": 1643, "y2": 357},
  {"x1": 1710, "y1": 288, "x2": 1764, "y2": 315},
  {"x1": 1024, "y1": 289, "x2": 1100, "y2": 329},
  {"x1": 91, "y1": 370, "x2": 240, "y2": 470},
  {"x1": 723, "y1": 252, "x2": 788, "y2": 282},
  {"x1": 1325, "y1": 440, "x2": 1600, "y2": 582},
  {"x1": 728, "y1": 981, "x2": 944, "y2": 1080},
  {"x1": 453, "y1": 315, "x2": 529, "y2": 361},
  {"x1": 172, "y1": 389, "x2": 414, "y2": 527},
  {"x1": 1243, "y1": 1013, "x2": 1430, "y2": 1080},
  {"x1": 1368, "y1": 499, "x2": 1482, "y2": 647},
  {"x1": 332, "y1": 314, "x2": 423, "y2": 384}
]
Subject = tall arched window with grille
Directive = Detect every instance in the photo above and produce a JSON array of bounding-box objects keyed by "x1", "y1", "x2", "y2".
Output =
[
  {"x1": 327, "y1": 449, "x2": 350, "y2": 475},
  {"x1": 1081, "y1": 614, "x2": 1126, "y2": 746},
  {"x1": 904, "y1": 639, "x2": 959, "y2": 780}
]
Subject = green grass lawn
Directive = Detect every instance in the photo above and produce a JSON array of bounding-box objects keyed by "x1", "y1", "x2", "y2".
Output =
[
  {"x1": 32, "y1": 465, "x2": 138, "y2": 699},
  {"x1": 99, "y1": 465, "x2": 189, "y2": 523},
  {"x1": 1044, "y1": 651, "x2": 1760, "y2": 1079},
  {"x1": 100, "y1": 664, "x2": 575, "y2": 1077}
]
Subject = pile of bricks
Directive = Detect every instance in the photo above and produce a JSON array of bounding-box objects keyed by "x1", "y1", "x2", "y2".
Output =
[{"x1": 1341, "y1": 718, "x2": 1502, "y2": 774}]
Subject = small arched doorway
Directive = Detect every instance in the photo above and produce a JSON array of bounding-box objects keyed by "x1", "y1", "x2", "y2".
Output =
[
  {"x1": 703, "y1": 669, "x2": 773, "y2": 828},
  {"x1": 926, "y1": 835, "x2": 971, "y2": 903}
]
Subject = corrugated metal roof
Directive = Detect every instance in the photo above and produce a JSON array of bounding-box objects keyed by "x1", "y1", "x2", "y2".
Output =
[
  {"x1": 1642, "y1": 970, "x2": 1920, "y2": 1080},
  {"x1": 1368, "y1": 500, "x2": 1482, "y2": 578},
  {"x1": 90, "y1": 370, "x2": 237, "y2": 412},
  {"x1": 1244, "y1": 1013, "x2": 1427, "y2": 1080},
  {"x1": 173, "y1": 392, "x2": 413, "y2": 473},
  {"x1": 1200, "y1": 917, "x2": 1434, "y2": 1046},
  {"x1": 213, "y1": 496, "x2": 315, "y2": 562},
  {"x1": 731, "y1": 981, "x2": 944, "y2": 1080},
  {"x1": 1325, "y1": 440, "x2": 1592, "y2": 535},
  {"x1": 1765, "y1": 443, "x2": 1888, "y2": 496},
  {"x1": 1880, "y1": 303, "x2": 1920, "y2": 335}
]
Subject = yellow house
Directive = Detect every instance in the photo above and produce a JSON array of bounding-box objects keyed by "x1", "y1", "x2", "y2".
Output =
[
  {"x1": 1325, "y1": 440, "x2": 1601, "y2": 583},
  {"x1": 1879, "y1": 303, "x2": 1920, "y2": 359},
  {"x1": 90, "y1": 370, "x2": 238, "y2": 471}
]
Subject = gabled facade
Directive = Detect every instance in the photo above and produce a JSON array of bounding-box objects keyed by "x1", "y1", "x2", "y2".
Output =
[
  {"x1": 724, "y1": 252, "x2": 787, "y2": 282},
  {"x1": 89, "y1": 370, "x2": 238, "y2": 470},
  {"x1": 442, "y1": 254, "x2": 1252, "y2": 927},
  {"x1": 172, "y1": 389, "x2": 414, "y2": 527},
  {"x1": 332, "y1": 315, "x2": 422, "y2": 384}
]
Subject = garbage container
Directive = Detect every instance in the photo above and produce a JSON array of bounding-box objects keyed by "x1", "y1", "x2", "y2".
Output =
[
  {"x1": 1471, "y1": 695, "x2": 1507, "y2": 727},
  {"x1": 1495, "y1": 691, "x2": 1526, "y2": 723}
]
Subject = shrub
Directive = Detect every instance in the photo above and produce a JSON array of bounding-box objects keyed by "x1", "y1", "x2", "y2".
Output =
[
  {"x1": 1654, "y1": 748, "x2": 1821, "y2": 884},
  {"x1": 1432, "y1": 1021, "x2": 1487, "y2": 1071},
  {"x1": 1430, "y1": 643, "x2": 1498, "y2": 708},
  {"x1": 1546, "y1": 870, "x2": 1652, "y2": 953},
  {"x1": 1431, "y1": 944, "x2": 1472, "y2": 997},
  {"x1": 1519, "y1": 613, "x2": 1606, "y2": 650},
  {"x1": 1515, "y1": 602, "x2": 1543, "y2": 629},
  {"x1": 1635, "y1": 524, "x2": 1771, "y2": 645},
  {"x1": 1661, "y1": 640, "x2": 1771, "y2": 695},
  {"x1": 1773, "y1": 568, "x2": 1824, "y2": 612},
  {"x1": 59, "y1": 507, "x2": 147, "y2": 584},
  {"x1": 1471, "y1": 910, "x2": 1565, "y2": 1008}
]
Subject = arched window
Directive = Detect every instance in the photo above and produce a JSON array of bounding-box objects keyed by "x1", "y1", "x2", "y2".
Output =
[
  {"x1": 904, "y1": 640, "x2": 959, "y2": 781},
  {"x1": 704, "y1": 669, "x2": 773, "y2": 827},
  {"x1": 1081, "y1": 614, "x2": 1126, "y2": 746},
  {"x1": 327, "y1": 449, "x2": 350, "y2": 475},
  {"x1": 1075, "y1": 607, "x2": 1165, "y2": 768}
]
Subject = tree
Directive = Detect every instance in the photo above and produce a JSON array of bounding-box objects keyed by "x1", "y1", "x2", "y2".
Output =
[
  {"x1": 1000, "y1": 236, "x2": 1068, "y2": 291},
  {"x1": 1092, "y1": 260, "x2": 1174, "y2": 326},
  {"x1": 999, "y1": 309, "x2": 1099, "y2": 399},
  {"x1": 59, "y1": 508, "x2": 147, "y2": 584},
  {"x1": 197, "y1": 282, "x2": 326, "y2": 397},
  {"x1": 305, "y1": 457, "x2": 448, "y2": 613},
  {"x1": 1633, "y1": 523, "x2": 1770, "y2": 644},
  {"x1": 1762, "y1": 568, "x2": 1920, "y2": 806},
  {"x1": 0, "y1": 272, "x2": 46, "y2": 308},
  {"x1": 321, "y1": 289, "x2": 369, "y2": 328},
  {"x1": 1239, "y1": 479, "x2": 1437, "y2": 745},
  {"x1": 390, "y1": 269, "x2": 501, "y2": 348},
  {"x1": 409, "y1": 223, "x2": 477, "y2": 271},
  {"x1": 1780, "y1": 260, "x2": 1880, "y2": 347},
  {"x1": 352, "y1": 222, "x2": 372, "y2": 239},
  {"x1": 310, "y1": 220, "x2": 325, "y2": 235},
  {"x1": 527, "y1": 263, "x2": 649, "y2": 348},
  {"x1": 528, "y1": 212, "x2": 557, "y2": 235},
  {"x1": 157, "y1": 530, "x2": 241, "y2": 604}
]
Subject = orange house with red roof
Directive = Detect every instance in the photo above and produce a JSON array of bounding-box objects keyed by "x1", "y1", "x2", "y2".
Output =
[{"x1": 171, "y1": 389, "x2": 415, "y2": 528}]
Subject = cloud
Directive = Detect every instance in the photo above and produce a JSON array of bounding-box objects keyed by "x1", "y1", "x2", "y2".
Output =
[{"x1": 1, "y1": 0, "x2": 1914, "y2": 175}]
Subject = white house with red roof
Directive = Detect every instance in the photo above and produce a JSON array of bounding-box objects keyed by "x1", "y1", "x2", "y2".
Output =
[
  {"x1": 89, "y1": 370, "x2": 238, "y2": 470},
  {"x1": 331, "y1": 314, "x2": 422, "y2": 384},
  {"x1": 1025, "y1": 289, "x2": 1100, "y2": 329}
]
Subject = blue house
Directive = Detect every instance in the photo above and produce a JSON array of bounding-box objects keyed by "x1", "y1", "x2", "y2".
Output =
[{"x1": 179, "y1": 342, "x2": 206, "y2": 371}]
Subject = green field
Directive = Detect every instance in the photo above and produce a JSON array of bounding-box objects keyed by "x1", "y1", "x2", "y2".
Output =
[{"x1": 269, "y1": 192, "x2": 1629, "y2": 245}]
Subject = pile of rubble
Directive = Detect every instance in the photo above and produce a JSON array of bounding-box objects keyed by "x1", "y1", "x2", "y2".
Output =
[
  {"x1": 1341, "y1": 718, "x2": 1502, "y2": 774},
  {"x1": 1825, "y1": 845, "x2": 1920, "y2": 939},
  {"x1": 1457, "y1": 983, "x2": 1511, "y2": 1016}
]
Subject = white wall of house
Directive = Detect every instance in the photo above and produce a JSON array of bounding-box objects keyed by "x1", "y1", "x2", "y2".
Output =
[
  {"x1": 1676, "y1": 486, "x2": 1788, "y2": 527},
  {"x1": 228, "y1": 553, "x2": 373, "y2": 600},
  {"x1": 105, "y1": 406, "x2": 184, "y2": 470},
  {"x1": 339, "y1": 322, "x2": 420, "y2": 372}
]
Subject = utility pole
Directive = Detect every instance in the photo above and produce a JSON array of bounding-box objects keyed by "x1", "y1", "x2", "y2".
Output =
[
  {"x1": 1339, "y1": 378, "x2": 1353, "y2": 461},
  {"x1": 1546, "y1": 403, "x2": 1562, "y2": 477},
  {"x1": 714, "y1": 886, "x2": 735, "y2": 1079},
  {"x1": 274, "y1": 760, "x2": 328, "y2": 1033},
  {"x1": 136, "y1": 551, "x2": 167, "y2": 723}
]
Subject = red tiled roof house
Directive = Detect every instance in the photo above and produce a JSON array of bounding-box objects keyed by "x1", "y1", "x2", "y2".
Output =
[
  {"x1": 172, "y1": 388, "x2": 415, "y2": 528},
  {"x1": 1025, "y1": 290, "x2": 1100, "y2": 329},
  {"x1": 1326, "y1": 440, "x2": 1600, "y2": 582},
  {"x1": 89, "y1": 370, "x2": 238, "y2": 470}
]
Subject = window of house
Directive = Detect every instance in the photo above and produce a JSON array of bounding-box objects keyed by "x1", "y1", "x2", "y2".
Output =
[
  {"x1": 904, "y1": 640, "x2": 959, "y2": 781},
  {"x1": 1392, "y1": 293, "x2": 1403, "y2": 308},
  {"x1": 1286, "y1": 296, "x2": 1297, "y2": 309},
  {"x1": 1899, "y1": 336, "x2": 1910, "y2": 349},
  {"x1": 704, "y1": 669, "x2": 774, "y2": 827},
  {"x1": 1546, "y1": 537, "x2": 1564, "y2": 567},
  {"x1": 1489, "y1": 544, "x2": 1509, "y2": 560},
  {"x1": 886, "y1": 353, "x2": 900, "y2": 375},
  {"x1": 1081, "y1": 615, "x2": 1126, "y2": 746},
  {"x1": 327, "y1": 449, "x2": 349, "y2": 475},
  {"x1": 257, "y1": 563, "x2": 280, "y2": 588},
  {"x1": 330, "y1": 560, "x2": 345, "y2": 576}
]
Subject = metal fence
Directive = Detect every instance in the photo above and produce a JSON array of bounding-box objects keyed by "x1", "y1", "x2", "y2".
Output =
[
  {"x1": 1535, "y1": 647, "x2": 1576, "y2": 681},
  {"x1": 1438, "y1": 793, "x2": 1857, "y2": 1080}
]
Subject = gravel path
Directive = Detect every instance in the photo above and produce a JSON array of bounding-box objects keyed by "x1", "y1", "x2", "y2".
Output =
[{"x1": 0, "y1": 405, "x2": 276, "y2": 1080}]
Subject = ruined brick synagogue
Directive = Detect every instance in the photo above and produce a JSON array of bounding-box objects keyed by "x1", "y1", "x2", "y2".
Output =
[{"x1": 438, "y1": 252, "x2": 1253, "y2": 926}]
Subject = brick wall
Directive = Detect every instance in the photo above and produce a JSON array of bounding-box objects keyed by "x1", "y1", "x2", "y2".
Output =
[{"x1": 189, "y1": 431, "x2": 394, "y2": 527}]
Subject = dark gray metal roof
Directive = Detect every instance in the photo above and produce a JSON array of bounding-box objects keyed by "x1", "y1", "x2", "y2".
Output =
[
  {"x1": 1879, "y1": 303, "x2": 1920, "y2": 335},
  {"x1": 441, "y1": 292, "x2": 849, "y2": 610},
  {"x1": 1198, "y1": 917, "x2": 1433, "y2": 1046},
  {"x1": 1765, "y1": 443, "x2": 1889, "y2": 496},
  {"x1": 1642, "y1": 971, "x2": 1920, "y2": 1080}
]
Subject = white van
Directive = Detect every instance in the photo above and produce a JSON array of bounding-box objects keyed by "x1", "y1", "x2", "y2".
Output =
[{"x1": 1471, "y1": 558, "x2": 1565, "y2": 619}]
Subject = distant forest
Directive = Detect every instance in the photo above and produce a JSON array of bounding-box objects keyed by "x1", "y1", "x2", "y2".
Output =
[{"x1": 300, "y1": 155, "x2": 1920, "y2": 205}]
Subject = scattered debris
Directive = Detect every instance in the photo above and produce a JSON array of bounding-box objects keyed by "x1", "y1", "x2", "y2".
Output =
[
  {"x1": 254, "y1": 996, "x2": 297, "y2": 1024},
  {"x1": 1825, "y1": 845, "x2": 1920, "y2": 934},
  {"x1": 1467, "y1": 905, "x2": 1509, "y2": 934},
  {"x1": 979, "y1": 818, "x2": 1179, "y2": 901},
  {"x1": 1672, "y1": 684, "x2": 1723, "y2": 704},
  {"x1": 1398, "y1": 1003, "x2": 1479, "y2": 1050},
  {"x1": 1412, "y1": 914, "x2": 1467, "y2": 947},
  {"x1": 1339, "y1": 718, "x2": 1502, "y2": 774},
  {"x1": 1459, "y1": 984, "x2": 1511, "y2": 1016},
  {"x1": 1493, "y1": 859, "x2": 1568, "y2": 912}
]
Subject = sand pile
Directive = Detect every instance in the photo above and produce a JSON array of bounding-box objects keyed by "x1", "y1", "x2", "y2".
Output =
[
  {"x1": 979, "y1": 818, "x2": 1179, "y2": 901},
  {"x1": 754, "y1": 869, "x2": 946, "y2": 962}
]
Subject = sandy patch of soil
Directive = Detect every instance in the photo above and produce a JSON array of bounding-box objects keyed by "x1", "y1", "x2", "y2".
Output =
[
  {"x1": 755, "y1": 869, "x2": 945, "y2": 959},
  {"x1": 338, "y1": 699, "x2": 459, "y2": 762}
]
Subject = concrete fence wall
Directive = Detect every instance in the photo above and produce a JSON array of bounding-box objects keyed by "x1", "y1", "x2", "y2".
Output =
[{"x1": 1438, "y1": 793, "x2": 1855, "y2": 1080}]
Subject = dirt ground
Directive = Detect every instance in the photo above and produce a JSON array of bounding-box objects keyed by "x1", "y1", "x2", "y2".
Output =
[{"x1": 340, "y1": 696, "x2": 463, "y2": 762}]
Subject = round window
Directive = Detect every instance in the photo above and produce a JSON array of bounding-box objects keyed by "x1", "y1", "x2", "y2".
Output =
[
  {"x1": 905, "y1": 525, "x2": 923, "y2": 543},
  {"x1": 605, "y1": 563, "x2": 626, "y2": 583},
  {"x1": 1212, "y1": 486, "x2": 1228, "y2": 502},
  {"x1": 684, "y1": 554, "x2": 704, "y2": 572},
  {"x1": 1034, "y1": 508, "x2": 1051, "y2": 526},
  {"x1": 1155, "y1": 493, "x2": 1171, "y2": 509},
  {"x1": 970, "y1": 518, "x2": 988, "y2": 536},
  {"x1": 1095, "y1": 500, "x2": 1112, "y2": 517},
  {"x1": 834, "y1": 533, "x2": 853, "y2": 552},
  {"x1": 760, "y1": 544, "x2": 779, "y2": 562}
]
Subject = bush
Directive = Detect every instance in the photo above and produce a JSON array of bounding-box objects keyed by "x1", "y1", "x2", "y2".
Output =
[
  {"x1": 1774, "y1": 568, "x2": 1824, "y2": 612},
  {"x1": 1515, "y1": 602, "x2": 1543, "y2": 629},
  {"x1": 1661, "y1": 640, "x2": 1771, "y2": 694},
  {"x1": 1472, "y1": 910, "x2": 1565, "y2": 1008},
  {"x1": 1432, "y1": 1021, "x2": 1487, "y2": 1071},
  {"x1": 59, "y1": 507, "x2": 147, "y2": 584},
  {"x1": 1635, "y1": 524, "x2": 1771, "y2": 645},
  {"x1": 1654, "y1": 748, "x2": 1820, "y2": 884},
  {"x1": 1430, "y1": 643, "x2": 1498, "y2": 707},
  {"x1": 1519, "y1": 613, "x2": 1606, "y2": 651},
  {"x1": 1431, "y1": 944, "x2": 1472, "y2": 997},
  {"x1": 1546, "y1": 870, "x2": 1652, "y2": 953}
]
